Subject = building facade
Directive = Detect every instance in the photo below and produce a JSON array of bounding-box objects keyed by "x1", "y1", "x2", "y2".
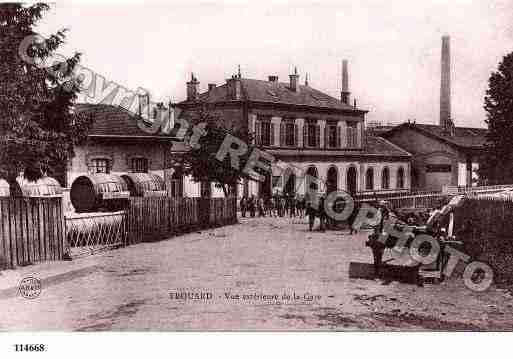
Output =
[
  {"x1": 382, "y1": 122, "x2": 486, "y2": 191},
  {"x1": 177, "y1": 63, "x2": 412, "y2": 198}
]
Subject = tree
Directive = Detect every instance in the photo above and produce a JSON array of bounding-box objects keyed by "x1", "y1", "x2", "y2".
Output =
[
  {"x1": 0, "y1": 3, "x2": 93, "y2": 193},
  {"x1": 480, "y1": 52, "x2": 513, "y2": 184},
  {"x1": 169, "y1": 105, "x2": 262, "y2": 197}
]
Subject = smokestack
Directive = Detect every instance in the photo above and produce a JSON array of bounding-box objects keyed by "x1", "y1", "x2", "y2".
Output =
[
  {"x1": 341, "y1": 60, "x2": 350, "y2": 105},
  {"x1": 440, "y1": 35, "x2": 453, "y2": 135}
]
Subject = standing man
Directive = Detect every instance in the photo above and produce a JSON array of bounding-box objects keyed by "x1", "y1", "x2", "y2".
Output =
[
  {"x1": 279, "y1": 196, "x2": 286, "y2": 217},
  {"x1": 318, "y1": 195, "x2": 326, "y2": 232},
  {"x1": 248, "y1": 195, "x2": 256, "y2": 218},
  {"x1": 240, "y1": 196, "x2": 247, "y2": 218},
  {"x1": 306, "y1": 199, "x2": 316, "y2": 231},
  {"x1": 258, "y1": 197, "x2": 265, "y2": 217},
  {"x1": 289, "y1": 195, "x2": 296, "y2": 218}
]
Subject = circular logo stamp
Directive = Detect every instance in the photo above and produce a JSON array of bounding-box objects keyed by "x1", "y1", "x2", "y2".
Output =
[{"x1": 18, "y1": 276, "x2": 42, "y2": 299}]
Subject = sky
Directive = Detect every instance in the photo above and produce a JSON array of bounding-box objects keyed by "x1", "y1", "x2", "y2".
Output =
[{"x1": 36, "y1": 0, "x2": 513, "y2": 128}]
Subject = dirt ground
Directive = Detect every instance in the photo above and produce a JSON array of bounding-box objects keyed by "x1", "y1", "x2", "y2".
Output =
[{"x1": 1, "y1": 216, "x2": 513, "y2": 331}]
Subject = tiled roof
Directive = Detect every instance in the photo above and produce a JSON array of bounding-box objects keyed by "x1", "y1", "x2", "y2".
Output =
[
  {"x1": 365, "y1": 136, "x2": 411, "y2": 157},
  {"x1": 75, "y1": 103, "x2": 174, "y2": 139},
  {"x1": 383, "y1": 122, "x2": 488, "y2": 149},
  {"x1": 182, "y1": 78, "x2": 365, "y2": 112},
  {"x1": 267, "y1": 136, "x2": 411, "y2": 158}
]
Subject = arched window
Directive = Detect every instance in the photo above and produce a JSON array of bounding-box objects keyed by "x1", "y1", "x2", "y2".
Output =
[
  {"x1": 346, "y1": 166, "x2": 357, "y2": 194},
  {"x1": 283, "y1": 168, "x2": 296, "y2": 195},
  {"x1": 381, "y1": 167, "x2": 390, "y2": 189},
  {"x1": 365, "y1": 168, "x2": 374, "y2": 190},
  {"x1": 305, "y1": 166, "x2": 319, "y2": 199},
  {"x1": 326, "y1": 166, "x2": 338, "y2": 194},
  {"x1": 397, "y1": 167, "x2": 405, "y2": 189}
]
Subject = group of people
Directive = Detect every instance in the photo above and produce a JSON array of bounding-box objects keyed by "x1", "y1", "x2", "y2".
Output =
[
  {"x1": 239, "y1": 193, "x2": 344, "y2": 233},
  {"x1": 239, "y1": 194, "x2": 307, "y2": 218}
]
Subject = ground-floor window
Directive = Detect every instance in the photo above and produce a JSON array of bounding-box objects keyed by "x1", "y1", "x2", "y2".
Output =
[
  {"x1": 365, "y1": 167, "x2": 374, "y2": 190},
  {"x1": 89, "y1": 158, "x2": 111, "y2": 174},
  {"x1": 131, "y1": 157, "x2": 148, "y2": 173},
  {"x1": 381, "y1": 167, "x2": 390, "y2": 189},
  {"x1": 397, "y1": 167, "x2": 405, "y2": 188}
]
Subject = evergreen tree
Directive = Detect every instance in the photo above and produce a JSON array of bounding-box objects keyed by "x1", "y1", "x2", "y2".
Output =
[
  {"x1": 481, "y1": 52, "x2": 513, "y2": 184},
  {"x1": 0, "y1": 3, "x2": 92, "y2": 193}
]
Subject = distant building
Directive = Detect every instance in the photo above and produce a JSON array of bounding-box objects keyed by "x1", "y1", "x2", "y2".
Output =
[
  {"x1": 68, "y1": 103, "x2": 175, "y2": 189},
  {"x1": 382, "y1": 122, "x2": 486, "y2": 191},
  {"x1": 380, "y1": 36, "x2": 488, "y2": 191},
  {"x1": 177, "y1": 62, "x2": 412, "y2": 198}
]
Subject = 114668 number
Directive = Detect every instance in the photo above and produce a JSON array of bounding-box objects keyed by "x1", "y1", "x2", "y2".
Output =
[{"x1": 14, "y1": 344, "x2": 45, "y2": 352}]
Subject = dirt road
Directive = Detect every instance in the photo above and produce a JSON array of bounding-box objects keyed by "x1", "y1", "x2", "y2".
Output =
[{"x1": 1, "y1": 216, "x2": 512, "y2": 330}]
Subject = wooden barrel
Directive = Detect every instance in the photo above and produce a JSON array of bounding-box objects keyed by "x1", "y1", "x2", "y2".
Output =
[
  {"x1": 70, "y1": 174, "x2": 130, "y2": 213},
  {"x1": 0, "y1": 179, "x2": 9, "y2": 197},
  {"x1": 15, "y1": 176, "x2": 63, "y2": 197},
  {"x1": 121, "y1": 173, "x2": 166, "y2": 197}
]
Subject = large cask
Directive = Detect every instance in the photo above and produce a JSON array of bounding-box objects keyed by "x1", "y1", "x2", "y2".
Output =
[
  {"x1": 121, "y1": 173, "x2": 167, "y2": 197},
  {"x1": 70, "y1": 174, "x2": 130, "y2": 213}
]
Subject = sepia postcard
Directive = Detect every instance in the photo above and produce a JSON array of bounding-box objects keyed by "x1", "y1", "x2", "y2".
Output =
[{"x1": 1, "y1": 0, "x2": 513, "y2": 354}]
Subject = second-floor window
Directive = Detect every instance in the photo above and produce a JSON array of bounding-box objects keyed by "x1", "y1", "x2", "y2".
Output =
[
  {"x1": 306, "y1": 121, "x2": 318, "y2": 147},
  {"x1": 256, "y1": 116, "x2": 272, "y2": 146},
  {"x1": 131, "y1": 157, "x2": 148, "y2": 173},
  {"x1": 347, "y1": 122, "x2": 358, "y2": 148},
  {"x1": 327, "y1": 124, "x2": 338, "y2": 148},
  {"x1": 285, "y1": 122, "x2": 295, "y2": 146},
  {"x1": 261, "y1": 121, "x2": 271, "y2": 146}
]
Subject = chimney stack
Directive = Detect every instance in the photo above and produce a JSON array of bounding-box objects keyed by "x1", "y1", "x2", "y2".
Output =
[
  {"x1": 268, "y1": 75, "x2": 279, "y2": 82},
  {"x1": 289, "y1": 66, "x2": 300, "y2": 92},
  {"x1": 226, "y1": 74, "x2": 242, "y2": 100},
  {"x1": 440, "y1": 35, "x2": 454, "y2": 135},
  {"x1": 341, "y1": 60, "x2": 350, "y2": 105},
  {"x1": 186, "y1": 73, "x2": 200, "y2": 101},
  {"x1": 208, "y1": 83, "x2": 216, "y2": 91}
]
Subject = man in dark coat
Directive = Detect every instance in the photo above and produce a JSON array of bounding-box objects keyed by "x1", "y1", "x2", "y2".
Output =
[
  {"x1": 306, "y1": 200, "x2": 316, "y2": 231},
  {"x1": 318, "y1": 195, "x2": 326, "y2": 232},
  {"x1": 248, "y1": 195, "x2": 256, "y2": 218},
  {"x1": 240, "y1": 196, "x2": 247, "y2": 218}
]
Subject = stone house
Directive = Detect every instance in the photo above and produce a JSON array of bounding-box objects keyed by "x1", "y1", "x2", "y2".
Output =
[{"x1": 176, "y1": 62, "x2": 412, "y2": 198}]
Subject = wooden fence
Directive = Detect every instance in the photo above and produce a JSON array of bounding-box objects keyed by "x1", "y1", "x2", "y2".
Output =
[
  {"x1": 356, "y1": 192, "x2": 449, "y2": 210},
  {"x1": 0, "y1": 197, "x2": 65, "y2": 269},
  {"x1": 354, "y1": 184, "x2": 513, "y2": 210},
  {"x1": 126, "y1": 197, "x2": 237, "y2": 244}
]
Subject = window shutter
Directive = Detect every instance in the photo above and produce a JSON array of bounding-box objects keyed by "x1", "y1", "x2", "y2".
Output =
[
  {"x1": 294, "y1": 124, "x2": 299, "y2": 147},
  {"x1": 303, "y1": 125, "x2": 307, "y2": 148},
  {"x1": 315, "y1": 124, "x2": 320, "y2": 148},
  {"x1": 280, "y1": 122, "x2": 285, "y2": 147},
  {"x1": 337, "y1": 126, "x2": 342, "y2": 148},
  {"x1": 270, "y1": 122, "x2": 275, "y2": 146},
  {"x1": 255, "y1": 121, "x2": 261, "y2": 146}
]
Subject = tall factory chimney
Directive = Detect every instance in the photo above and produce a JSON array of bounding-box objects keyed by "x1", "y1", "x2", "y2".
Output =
[
  {"x1": 440, "y1": 35, "x2": 454, "y2": 135},
  {"x1": 341, "y1": 60, "x2": 350, "y2": 105}
]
